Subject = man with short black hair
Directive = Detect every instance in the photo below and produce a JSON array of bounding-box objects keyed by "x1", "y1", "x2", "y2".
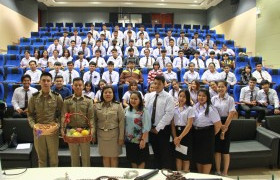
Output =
[
  {"x1": 25, "y1": 60, "x2": 42, "y2": 84},
  {"x1": 51, "y1": 75, "x2": 72, "y2": 99}
]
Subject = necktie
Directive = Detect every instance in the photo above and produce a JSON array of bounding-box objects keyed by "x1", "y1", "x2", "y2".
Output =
[
  {"x1": 146, "y1": 57, "x2": 149, "y2": 67},
  {"x1": 159, "y1": 48, "x2": 161, "y2": 55},
  {"x1": 89, "y1": 72, "x2": 93, "y2": 84},
  {"x1": 109, "y1": 72, "x2": 113, "y2": 84},
  {"x1": 162, "y1": 58, "x2": 165, "y2": 68},
  {"x1": 168, "y1": 37, "x2": 171, "y2": 46},
  {"x1": 62, "y1": 37, "x2": 65, "y2": 47},
  {"x1": 151, "y1": 94, "x2": 159, "y2": 125},
  {"x1": 97, "y1": 46, "x2": 100, "y2": 51},
  {"x1": 207, "y1": 40, "x2": 209, "y2": 46},
  {"x1": 72, "y1": 47, "x2": 74, "y2": 57},
  {"x1": 75, "y1": 36, "x2": 77, "y2": 44},
  {"x1": 104, "y1": 30, "x2": 106, "y2": 38},
  {"x1": 80, "y1": 60, "x2": 83, "y2": 69},
  {"x1": 225, "y1": 72, "x2": 228, "y2": 81},
  {"x1": 101, "y1": 41, "x2": 103, "y2": 46},
  {"x1": 68, "y1": 71, "x2": 72, "y2": 84},
  {"x1": 142, "y1": 39, "x2": 144, "y2": 47},
  {"x1": 55, "y1": 45, "x2": 57, "y2": 50},
  {"x1": 55, "y1": 71, "x2": 58, "y2": 80},
  {"x1": 195, "y1": 39, "x2": 197, "y2": 48},
  {"x1": 156, "y1": 38, "x2": 158, "y2": 45},
  {"x1": 181, "y1": 57, "x2": 183, "y2": 68},
  {"x1": 82, "y1": 48, "x2": 85, "y2": 54},
  {"x1": 181, "y1": 38, "x2": 183, "y2": 45},
  {"x1": 171, "y1": 46, "x2": 173, "y2": 55},
  {"x1": 196, "y1": 59, "x2": 200, "y2": 68},
  {"x1": 24, "y1": 90, "x2": 28, "y2": 109},
  {"x1": 259, "y1": 71, "x2": 264, "y2": 80},
  {"x1": 87, "y1": 37, "x2": 90, "y2": 46},
  {"x1": 266, "y1": 91, "x2": 270, "y2": 104},
  {"x1": 250, "y1": 90, "x2": 253, "y2": 102},
  {"x1": 96, "y1": 57, "x2": 99, "y2": 66}
]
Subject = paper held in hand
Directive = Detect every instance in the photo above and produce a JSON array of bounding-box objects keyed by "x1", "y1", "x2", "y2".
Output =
[{"x1": 175, "y1": 144, "x2": 188, "y2": 155}]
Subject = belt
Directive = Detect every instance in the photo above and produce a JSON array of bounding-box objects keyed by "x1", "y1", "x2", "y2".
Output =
[
  {"x1": 193, "y1": 125, "x2": 213, "y2": 130},
  {"x1": 99, "y1": 127, "x2": 118, "y2": 132}
]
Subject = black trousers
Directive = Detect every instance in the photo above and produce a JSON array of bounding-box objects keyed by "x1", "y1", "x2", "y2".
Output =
[
  {"x1": 12, "y1": 109, "x2": 27, "y2": 118},
  {"x1": 149, "y1": 125, "x2": 172, "y2": 169},
  {"x1": 240, "y1": 105, "x2": 266, "y2": 122}
]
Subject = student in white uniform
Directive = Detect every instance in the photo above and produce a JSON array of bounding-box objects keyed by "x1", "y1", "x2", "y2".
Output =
[
  {"x1": 166, "y1": 39, "x2": 179, "y2": 58},
  {"x1": 109, "y1": 31, "x2": 123, "y2": 47},
  {"x1": 83, "y1": 32, "x2": 95, "y2": 46},
  {"x1": 206, "y1": 51, "x2": 220, "y2": 69},
  {"x1": 192, "y1": 89, "x2": 221, "y2": 174},
  {"x1": 100, "y1": 34, "x2": 109, "y2": 49},
  {"x1": 183, "y1": 62, "x2": 200, "y2": 85},
  {"x1": 220, "y1": 44, "x2": 235, "y2": 57},
  {"x1": 177, "y1": 31, "x2": 189, "y2": 49},
  {"x1": 74, "y1": 51, "x2": 89, "y2": 71},
  {"x1": 124, "y1": 31, "x2": 136, "y2": 47},
  {"x1": 20, "y1": 50, "x2": 32, "y2": 69},
  {"x1": 82, "y1": 81, "x2": 95, "y2": 100},
  {"x1": 60, "y1": 49, "x2": 73, "y2": 68},
  {"x1": 163, "y1": 30, "x2": 176, "y2": 48},
  {"x1": 70, "y1": 29, "x2": 82, "y2": 47},
  {"x1": 94, "y1": 79, "x2": 107, "y2": 103},
  {"x1": 89, "y1": 50, "x2": 107, "y2": 68},
  {"x1": 124, "y1": 40, "x2": 139, "y2": 56},
  {"x1": 107, "y1": 40, "x2": 123, "y2": 56},
  {"x1": 88, "y1": 24, "x2": 100, "y2": 40},
  {"x1": 112, "y1": 25, "x2": 124, "y2": 40},
  {"x1": 136, "y1": 25, "x2": 149, "y2": 40},
  {"x1": 63, "y1": 61, "x2": 80, "y2": 85},
  {"x1": 136, "y1": 33, "x2": 149, "y2": 47},
  {"x1": 189, "y1": 32, "x2": 202, "y2": 49},
  {"x1": 252, "y1": 63, "x2": 272, "y2": 84},
  {"x1": 219, "y1": 65, "x2": 237, "y2": 86},
  {"x1": 189, "y1": 80, "x2": 200, "y2": 105},
  {"x1": 139, "y1": 49, "x2": 155, "y2": 68},
  {"x1": 47, "y1": 39, "x2": 63, "y2": 57},
  {"x1": 153, "y1": 42, "x2": 164, "y2": 58},
  {"x1": 151, "y1": 33, "x2": 163, "y2": 47},
  {"x1": 83, "y1": 61, "x2": 100, "y2": 87},
  {"x1": 123, "y1": 24, "x2": 136, "y2": 40},
  {"x1": 172, "y1": 50, "x2": 189, "y2": 70},
  {"x1": 49, "y1": 62, "x2": 64, "y2": 82},
  {"x1": 209, "y1": 81, "x2": 218, "y2": 98},
  {"x1": 102, "y1": 61, "x2": 119, "y2": 85},
  {"x1": 203, "y1": 34, "x2": 214, "y2": 49},
  {"x1": 201, "y1": 63, "x2": 220, "y2": 84},
  {"x1": 78, "y1": 42, "x2": 91, "y2": 59},
  {"x1": 38, "y1": 50, "x2": 49, "y2": 69},
  {"x1": 163, "y1": 62, "x2": 177, "y2": 88},
  {"x1": 25, "y1": 60, "x2": 42, "y2": 84},
  {"x1": 67, "y1": 40, "x2": 79, "y2": 57},
  {"x1": 59, "y1": 31, "x2": 70, "y2": 48},
  {"x1": 122, "y1": 80, "x2": 143, "y2": 108},
  {"x1": 168, "y1": 79, "x2": 181, "y2": 105},
  {"x1": 107, "y1": 49, "x2": 123, "y2": 68},
  {"x1": 48, "y1": 50, "x2": 62, "y2": 68},
  {"x1": 92, "y1": 40, "x2": 107, "y2": 58},
  {"x1": 171, "y1": 89, "x2": 194, "y2": 172},
  {"x1": 99, "y1": 24, "x2": 111, "y2": 40},
  {"x1": 156, "y1": 49, "x2": 171, "y2": 69},
  {"x1": 140, "y1": 41, "x2": 153, "y2": 56},
  {"x1": 191, "y1": 51, "x2": 205, "y2": 69}
]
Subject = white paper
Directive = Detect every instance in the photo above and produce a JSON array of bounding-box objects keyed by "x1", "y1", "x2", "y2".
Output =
[
  {"x1": 16, "y1": 143, "x2": 31, "y2": 150},
  {"x1": 175, "y1": 144, "x2": 188, "y2": 155}
]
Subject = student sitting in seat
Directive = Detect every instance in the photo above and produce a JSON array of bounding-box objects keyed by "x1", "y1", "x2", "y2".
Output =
[
  {"x1": 153, "y1": 42, "x2": 163, "y2": 59},
  {"x1": 122, "y1": 80, "x2": 143, "y2": 108},
  {"x1": 83, "y1": 32, "x2": 95, "y2": 47},
  {"x1": 89, "y1": 50, "x2": 107, "y2": 68},
  {"x1": 51, "y1": 75, "x2": 72, "y2": 100},
  {"x1": 124, "y1": 40, "x2": 139, "y2": 57},
  {"x1": 124, "y1": 24, "x2": 136, "y2": 40},
  {"x1": 59, "y1": 31, "x2": 70, "y2": 48},
  {"x1": 168, "y1": 79, "x2": 181, "y2": 105},
  {"x1": 206, "y1": 51, "x2": 220, "y2": 69},
  {"x1": 156, "y1": 49, "x2": 171, "y2": 69},
  {"x1": 88, "y1": 23, "x2": 100, "y2": 40},
  {"x1": 70, "y1": 29, "x2": 82, "y2": 47},
  {"x1": 151, "y1": 32, "x2": 163, "y2": 48},
  {"x1": 123, "y1": 48, "x2": 140, "y2": 68},
  {"x1": 20, "y1": 50, "x2": 32, "y2": 69},
  {"x1": 163, "y1": 62, "x2": 177, "y2": 89},
  {"x1": 136, "y1": 25, "x2": 149, "y2": 40},
  {"x1": 183, "y1": 62, "x2": 200, "y2": 86},
  {"x1": 136, "y1": 32, "x2": 149, "y2": 47},
  {"x1": 240, "y1": 65, "x2": 252, "y2": 85},
  {"x1": 78, "y1": 42, "x2": 91, "y2": 60},
  {"x1": 102, "y1": 61, "x2": 119, "y2": 86},
  {"x1": 191, "y1": 51, "x2": 205, "y2": 69},
  {"x1": 92, "y1": 40, "x2": 106, "y2": 58},
  {"x1": 47, "y1": 39, "x2": 63, "y2": 56},
  {"x1": 99, "y1": 24, "x2": 111, "y2": 40},
  {"x1": 38, "y1": 50, "x2": 49, "y2": 70},
  {"x1": 252, "y1": 63, "x2": 272, "y2": 84},
  {"x1": 49, "y1": 62, "x2": 64, "y2": 82},
  {"x1": 219, "y1": 65, "x2": 237, "y2": 86},
  {"x1": 221, "y1": 53, "x2": 235, "y2": 70},
  {"x1": 177, "y1": 31, "x2": 189, "y2": 49},
  {"x1": 60, "y1": 49, "x2": 73, "y2": 68},
  {"x1": 67, "y1": 40, "x2": 79, "y2": 57},
  {"x1": 107, "y1": 49, "x2": 123, "y2": 68},
  {"x1": 203, "y1": 34, "x2": 214, "y2": 49},
  {"x1": 140, "y1": 41, "x2": 154, "y2": 56},
  {"x1": 220, "y1": 44, "x2": 235, "y2": 57},
  {"x1": 139, "y1": 49, "x2": 155, "y2": 69},
  {"x1": 83, "y1": 61, "x2": 100, "y2": 88},
  {"x1": 25, "y1": 60, "x2": 42, "y2": 84},
  {"x1": 147, "y1": 61, "x2": 163, "y2": 84},
  {"x1": 164, "y1": 30, "x2": 176, "y2": 47},
  {"x1": 201, "y1": 63, "x2": 220, "y2": 85},
  {"x1": 94, "y1": 79, "x2": 107, "y2": 103},
  {"x1": 82, "y1": 81, "x2": 95, "y2": 100},
  {"x1": 172, "y1": 50, "x2": 190, "y2": 70},
  {"x1": 189, "y1": 32, "x2": 202, "y2": 50}
]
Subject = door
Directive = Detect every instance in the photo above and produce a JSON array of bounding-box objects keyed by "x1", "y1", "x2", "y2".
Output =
[{"x1": 151, "y1": 13, "x2": 173, "y2": 27}]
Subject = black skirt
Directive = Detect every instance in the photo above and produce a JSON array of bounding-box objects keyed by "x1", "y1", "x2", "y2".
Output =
[
  {"x1": 193, "y1": 125, "x2": 215, "y2": 164},
  {"x1": 125, "y1": 142, "x2": 149, "y2": 165},
  {"x1": 215, "y1": 117, "x2": 231, "y2": 154},
  {"x1": 174, "y1": 126, "x2": 193, "y2": 161}
]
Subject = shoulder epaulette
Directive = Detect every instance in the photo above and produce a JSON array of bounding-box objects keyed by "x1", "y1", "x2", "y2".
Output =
[
  {"x1": 51, "y1": 91, "x2": 59, "y2": 96},
  {"x1": 64, "y1": 95, "x2": 73, "y2": 99},
  {"x1": 84, "y1": 95, "x2": 91, "y2": 99},
  {"x1": 32, "y1": 92, "x2": 40, "y2": 96}
]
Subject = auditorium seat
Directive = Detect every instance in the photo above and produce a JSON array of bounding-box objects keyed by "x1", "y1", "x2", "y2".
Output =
[
  {"x1": 225, "y1": 40, "x2": 235, "y2": 48},
  {"x1": 0, "y1": 68, "x2": 4, "y2": 82},
  {"x1": 154, "y1": 24, "x2": 162, "y2": 29},
  {"x1": 32, "y1": 45, "x2": 46, "y2": 55},
  {"x1": 39, "y1": 27, "x2": 48, "y2": 33},
  {"x1": 202, "y1": 25, "x2": 210, "y2": 30},
  {"x1": 79, "y1": 32, "x2": 87, "y2": 39},
  {"x1": 183, "y1": 24, "x2": 191, "y2": 30},
  {"x1": 174, "y1": 24, "x2": 182, "y2": 29},
  {"x1": 193, "y1": 24, "x2": 201, "y2": 30},
  {"x1": 207, "y1": 29, "x2": 216, "y2": 35},
  {"x1": 95, "y1": 22, "x2": 102, "y2": 27},
  {"x1": 7, "y1": 45, "x2": 20, "y2": 55},
  {"x1": 75, "y1": 22, "x2": 83, "y2": 28},
  {"x1": 71, "y1": 27, "x2": 81, "y2": 32},
  {"x1": 46, "y1": 22, "x2": 54, "y2": 28},
  {"x1": 4, "y1": 67, "x2": 23, "y2": 83},
  {"x1": 56, "y1": 22, "x2": 64, "y2": 28},
  {"x1": 40, "y1": 32, "x2": 52, "y2": 38},
  {"x1": 31, "y1": 38, "x2": 45, "y2": 46},
  {"x1": 65, "y1": 22, "x2": 74, "y2": 29},
  {"x1": 0, "y1": 83, "x2": 4, "y2": 99},
  {"x1": 0, "y1": 118, "x2": 36, "y2": 169},
  {"x1": 215, "y1": 34, "x2": 225, "y2": 41},
  {"x1": 249, "y1": 56, "x2": 262, "y2": 67},
  {"x1": 235, "y1": 56, "x2": 249, "y2": 68},
  {"x1": 49, "y1": 27, "x2": 59, "y2": 33},
  {"x1": 234, "y1": 68, "x2": 243, "y2": 82},
  {"x1": 5, "y1": 83, "x2": 21, "y2": 107},
  {"x1": 85, "y1": 23, "x2": 92, "y2": 28},
  {"x1": 45, "y1": 38, "x2": 54, "y2": 46},
  {"x1": 235, "y1": 47, "x2": 246, "y2": 55},
  {"x1": 20, "y1": 38, "x2": 32, "y2": 46},
  {"x1": 60, "y1": 27, "x2": 69, "y2": 32},
  {"x1": 4, "y1": 55, "x2": 20, "y2": 67},
  {"x1": 0, "y1": 55, "x2": 5, "y2": 67},
  {"x1": 20, "y1": 45, "x2": 34, "y2": 55},
  {"x1": 31, "y1": 32, "x2": 40, "y2": 38},
  {"x1": 268, "y1": 69, "x2": 280, "y2": 85},
  {"x1": 82, "y1": 27, "x2": 90, "y2": 32},
  {"x1": 52, "y1": 32, "x2": 63, "y2": 39}
]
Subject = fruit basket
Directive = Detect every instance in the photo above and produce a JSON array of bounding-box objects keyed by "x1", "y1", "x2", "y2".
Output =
[
  {"x1": 63, "y1": 112, "x2": 92, "y2": 143},
  {"x1": 34, "y1": 122, "x2": 59, "y2": 135}
]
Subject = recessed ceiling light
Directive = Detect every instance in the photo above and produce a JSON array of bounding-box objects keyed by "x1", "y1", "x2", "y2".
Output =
[
  {"x1": 124, "y1": 2, "x2": 132, "y2": 5},
  {"x1": 91, "y1": 1, "x2": 101, "y2": 4},
  {"x1": 161, "y1": 0, "x2": 165, "y2": 1},
  {"x1": 157, "y1": 3, "x2": 166, "y2": 5},
  {"x1": 194, "y1": 0, "x2": 198, "y2": 2}
]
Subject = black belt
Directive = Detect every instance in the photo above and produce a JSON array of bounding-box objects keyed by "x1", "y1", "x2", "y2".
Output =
[
  {"x1": 176, "y1": 126, "x2": 185, "y2": 131},
  {"x1": 99, "y1": 127, "x2": 117, "y2": 132},
  {"x1": 193, "y1": 125, "x2": 213, "y2": 130}
]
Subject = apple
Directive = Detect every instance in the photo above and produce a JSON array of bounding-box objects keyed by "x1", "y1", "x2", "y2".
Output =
[
  {"x1": 76, "y1": 128, "x2": 83, "y2": 133},
  {"x1": 72, "y1": 132, "x2": 82, "y2": 137}
]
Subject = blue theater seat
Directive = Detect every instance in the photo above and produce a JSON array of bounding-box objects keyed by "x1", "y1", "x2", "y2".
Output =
[
  {"x1": 0, "y1": 83, "x2": 4, "y2": 100},
  {"x1": 0, "y1": 67, "x2": 4, "y2": 82},
  {"x1": 75, "y1": 22, "x2": 83, "y2": 28},
  {"x1": 20, "y1": 38, "x2": 31, "y2": 46},
  {"x1": 60, "y1": 27, "x2": 69, "y2": 32},
  {"x1": 65, "y1": 22, "x2": 74, "y2": 29},
  {"x1": 31, "y1": 38, "x2": 45, "y2": 46},
  {"x1": 249, "y1": 56, "x2": 262, "y2": 67},
  {"x1": 268, "y1": 69, "x2": 280, "y2": 85},
  {"x1": 202, "y1": 25, "x2": 210, "y2": 30},
  {"x1": 174, "y1": 24, "x2": 182, "y2": 29},
  {"x1": 225, "y1": 40, "x2": 235, "y2": 48},
  {"x1": 4, "y1": 67, "x2": 23, "y2": 83},
  {"x1": 235, "y1": 48, "x2": 246, "y2": 55},
  {"x1": 215, "y1": 34, "x2": 225, "y2": 41},
  {"x1": 4, "y1": 55, "x2": 20, "y2": 67},
  {"x1": 85, "y1": 23, "x2": 92, "y2": 28},
  {"x1": 46, "y1": 22, "x2": 54, "y2": 28},
  {"x1": 39, "y1": 27, "x2": 48, "y2": 33},
  {"x1": 5, "y1": 84, "x2": 22, "y2": 108},
  {"x1": 0, "y1": 55, "x2": 5, "y2": 67},
  {"x1": 193, "y1": 25, "x2": 201, "y2": 30},
  {"x1": 45, "y1": 38, "x2": 54, "y2": 46},
  {"x1": 49, "y1": 27, "x2": 59, "y2": 33},
  {"x1": 31, "y1": 32, "x2": 40, "y2": 38},
  {"x1": 40, "y1": 32, "x2": 52, "y2": 38},
  {"x1": 52, "y1": 32, "x2": 63, "y2": 39},
  {"x1": 7, "y1": 45, "x2": 20, "y2": 55},
  {"x1": 56, "y1": 23, "x2": 64, "y2": 28},
  {"x1": 183, "y1": 24, "x2": 191, "y2": 30},
  {"x1": 235, "y1": 56, "x2": 249, "y2": 68},
  {"x1": 234, "y1": 67, "x2": 243, "y2": 82},
  {"x1": 20, "y1": 45, "x2": 34, "y2": 55},
  {"x1": 95, "y1": 22, "x2": 102, "y2": 27}
]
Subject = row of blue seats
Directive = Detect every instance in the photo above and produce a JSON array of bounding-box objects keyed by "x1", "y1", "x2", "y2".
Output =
[{"x1": 44, "y1": 22, "x2": 209, "y2": 30}]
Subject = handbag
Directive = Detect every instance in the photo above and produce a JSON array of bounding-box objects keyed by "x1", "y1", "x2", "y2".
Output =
[{"x1": 8, "y1": 127, "x2": 18, "y2": 148}]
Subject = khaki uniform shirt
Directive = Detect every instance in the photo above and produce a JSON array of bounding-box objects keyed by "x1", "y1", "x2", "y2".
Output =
[
  {"x1": 94, "y1": 102, "x2": 125, "y2": 140},
  {"x1": 28, "y1": 91, "x2": 63, "y2": 128},
  {"x1": 61, "y1": 94, "x2": 95, "y2": 137}
]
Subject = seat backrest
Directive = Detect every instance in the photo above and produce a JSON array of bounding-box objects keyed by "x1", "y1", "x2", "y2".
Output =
[
  {"x1": 0, "y1": 83, "x2": 4, "y2": 100},
  {"x1": 5, "y1": 55, "x2": 20, "y2": 66},
  {"x1": 5, "y1": 84, "x2": 22, "y2": 107},
  {"x1": 0, "y1": 67, "x2": 4, "y2": 81},
  {"x1": 231, "y1": 119, "x2": 256, "y2": 141},
  {"x1": 265, "y1": 116, "x2": 280, "y2": 134},
  {"x1": 3, "y1": 118, "x2": 33, "y2": 143},
  {"x1": 233, "y1": 85, "x2": 241, "y2": 102},
  {"x1": 6, "y1": 67, "x2": 23, "y2": 82}
]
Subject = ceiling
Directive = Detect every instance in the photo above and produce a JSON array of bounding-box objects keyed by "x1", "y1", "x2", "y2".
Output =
[{"x1": 37, "y1": 0, "x2": 223, "y2": 9}]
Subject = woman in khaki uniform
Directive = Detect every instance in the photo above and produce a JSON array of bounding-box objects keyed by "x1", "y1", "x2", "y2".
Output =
[{"x1": 94, "y1": 86, "x2": 125, "y2": 167}]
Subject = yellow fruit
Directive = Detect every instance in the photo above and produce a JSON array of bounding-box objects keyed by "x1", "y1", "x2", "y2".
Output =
[
  {"x1": 69, "y1": 129, "x2": 76, "y2": 135},
  {"x1": 72, "y1": 132, "x2": 82, "y2": 137},
  {"x1": 81, "y1": 130, "x2": 89, "y2": 136}
]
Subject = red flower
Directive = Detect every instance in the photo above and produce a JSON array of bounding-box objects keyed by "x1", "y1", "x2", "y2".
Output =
[{"x1": 64, "y1": 113, "x2": 71, "y2": 124}]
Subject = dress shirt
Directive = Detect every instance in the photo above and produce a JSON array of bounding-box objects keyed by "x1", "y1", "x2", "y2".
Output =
[
  {"x1": 111, "y1": 30, "x2": 124, "y2": 40},
  {"x1": 166, "y1": 45, "x2": 179, "y2": 56},
  {"x1": 67, "y1": 46, "x2": 79, "y2": 57},
  {"x1": 190, "y1": 90, "x2": 198, "y2": 104},
  {"x1": 183, "y1": 71, "x2": 200, "y2": 83},
  {"x1": 136, "y1": 31, "x2": 150, "y2": 40},
  {"x1": 12, "y1": 86, "x2": 38, "y2": 110},
  {"x1": 201, "y1": 70, "x2": 220, "y2": 82},
  {"x1": 100, "y1": 40, "x2": 109, "y2": 49},
  {"x1": 88, "y1": 30, "x2": 100, "y2": 40},
  {"x1": 189, "y1": 38, "x2": 203, "y2": 49},
  {"x1": 99, "y1": 30, "x2": 111, "y2": 39},
  {"x1": 59, "y1": 36, "x2": 70, "y2": 47},
  {"x1": 173, "y1": 105, "x2": 195, "y2": 126},
  {"x1": 109, "y1": 38, "x2": 123, "y2": 47},
  {"x1": 89, "y1": 57, "x2": 107, "y2": 68},
  {"x1": 221, "y1": 48, "x2": 235, "y2": 56},
  {"x1": 47, "y1": 44, "x2": 63, "y2": 56},
  {"x1": 60, "y1": 56, "x2": 73, "y2": 67},
  {"x1": 102, "y1": 70, "x2": 119, "y2": 85},
  {"x1": 25, "y1": 69, "x2": 42, "y2": 84},
  {"x1": 219, "y1": 71, "x2": 237, "y2": 85},
  {"x1": 38, "y1": 58, "x2": 48, "y2": 68},
  {"x1": 191, "y1": 58, "x2": 206, "y2": 69},
  {"x1": 209, "y1": 88, "x2": 218, "y2": 98},
  {"x1": 70, "y1": 35, "x2": 82, "y2": 47},
  {"x1": 51, "y1": 86, "x2": 72, "y2": 99},
  {"x1": 124, "y1": 46, "x2": 139, "y2": 56},
  {"x1": 124, "y1": 30, "x2": 137, "y2": 40},
  {"x1": 193, "y1": 103, "x2": 220, "y2": 127},
  {"x1": 63, "y1": 69, "x2": 80, "y2": 85},
  {"x1": 163, "y1": 36, "x2": 176, "y2": 47},
  {"x1": 92, "y1": 46, "x2": 106, "y2": 57},
  {"x1": 213, "y1": 49, "x2": 221, "y2": 56},
  {"x1": 48, "y1": 56, "x2": 62, "y2": 67},
  {"x1": 176, "y1": 37, "x2": 189, "y2": 47},
  {"x1": 206, "y1": 58, "x2": 220, "y2": 69},
  {"x1": 107, "y1": 56, "x2": 123, "y2": 68},
  {"x1": 252, "y1": 70, "x2": 272, "y2": 84},
  {"x1": 123, "y1": 38, "x2": 135, "y2": 47},
  {"x1": 83, "y1": 70, "x2": 100, "y2": 86},
  {"x1": 200, "y1": 49, "x2": 214, "y2": 57},
  {"x1": 163, "y1": 71, "x2": 177, "y2": 83},
  {"x1": 203, "y1": 40, "x2": 214, "y2": 48},
  {"x1": 82, "y1": 90, "x2": 95, "y2": 99},
  {"x1": 74, "y1": 59, "x2": 89, "y2": 68},
  {"x1": 212, "y1": 93, "x2": 236, "y2": 117},
  {"x1": 140, "y1": 48, "x2": 154, "y2": 56},
  {"x1": 240, "y1": 86, "x2": 260, "y2": 103},
  {"x1": 145, "y1": 90, "x2": 175, "y2": 132},
  {"x1": 139, "y1": 56, "x2": 155, "y2": 68},
  {"x1": 156, "y1": 56, "x2": 172, "y2": 69},
  {"x1": 172, "y1": 57, "x2": 190, "y2": 69},
  {"x1": 49, "y1": 69, "x2": 64, "y2": 82},
  {"x1": 151, "y1": 38, "x2": 163, "y2": 47},
  {"x1": 153, "y1": 48, "x2": 163, "y2": 58},
  {"x1": 20, "y1": 58, "x2": 31, "y2": 67},
  {"x1": 257, "y1": 89, "x2": 279, "y2": 108},
  {"x1": 136, "y1": 38, "x2": 149, "y2": 47},
  {"x1": 169, "y1": 88, "x2": 181, "y2": 103},
  {"x1": 107, "y1": 46, "x2": 123, "y2": 56},
  {"x1": 78, "y1": 47, "x2": 91, "y2": 58},
  {"x1": 83, "y1": 37, "x2": 96, "y2": 46}
]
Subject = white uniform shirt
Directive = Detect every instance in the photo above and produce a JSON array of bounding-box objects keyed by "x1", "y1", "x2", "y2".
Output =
[
  {"x1": 163, "y1": 36, "x2": 176, "y2": 47},
  {"x1": 60, "y1": 56, "x2": 73, "y2": 67},
  {"x1": 70, "y1": 36, "x2": 82, "y2": 47},
  {"x1": 47, "y1": 44, "x2": 63, "y2": 56},
  {"x1": 78, "y1": 47, "x2": 91, "y2": 58},
  {"x1": 102, "y1": 71, "x2": 119, "y2": 85},
  {"x1": 172, "y1": 57, "x2": 190, "y2": 69},
  {"x1": 206, "y1": 58, "x2": 220, "y2": 69},
  {"x1": 59, "y1": 36, "x2": 70, "y2": 47},
  {"x1": 88, "y1": 30, "x2": 100, "y2": 40},
  {"x1": 166, "y1": 46, "x2": 179, "y2": 56},
  {"x1": 124, "y1": 46, "x2": 139, "y2": 56},
  {"x1": 156, "y1": 56, "x2": 172, "y2": 69},
  {"x1": 173, "y1": 105, "x2": 195, "y2": 126},
  {"x1": 74, "y1": 59, "x2": 89, "y2": 68},
  {"x1": 189, "y1": 38, "x2": 203, "y2": 49},
  {"x1": 191, "y1": 58, "x2": 205, "y2": 69},
  {"x1": 212, "y1": 93, "x2": 236, "y2": 117},
  {"x1": 140, "y1": 48, "x2": 154, "y2": 56},
  {"x1": 124, "y1": 30, "x2": 137, "y2": 40},
  {"x1": 183, "y1": 71, "x2": 200, "y2": 83},
  {"x1": 219, "y1": 71, "x2": 237, "y2": 85},
  {"x1": 201, "y1": 70, "x2": 220, "y2": 82},
  {"x1": 48, "y1": 57, "x2": 62, "y2": 66},
  {"x1": 136, "y1": 38, "x2": 149, "y2": 47},
  {"x1": 25, "y1": 69, "x2": 42, "y2": 84},
  {"x1": 252, "y1": 70, "x2": 272, "y2": 84},
  {"x1": 163, "y1": 71, "x2": 177, "y2": 83},
  {"x1": 83, "y1": 37, "x2": 96, "y2": 46},
  {"x1": 82, "y1": 90, "x2": 95, "y2": 100},
  {"x1": 12, "y1": 86, "x2": 38, "y2": 110},
  {"x1": 107, "y1": 56, "x2": 123, "y2": 68},
  {"x1": 176, "y1": 37, "x2": 189, "y2": 47},
  {"x1": 99, "y1": 30, "x2": 111, "y2": 39},
  {"x1": 92, "y1": 46, "x2": 106, "y2": 57},
  {"x1": 257, "y1": 89, "x2": 279, "y2": 108},
  {"x1": 151, "y1": 38, "x2": 163, "y2": 47},
  {"x1": 83, "y1": 71, "x2": 100, "y2": 86},
  {"x1": 67, "y1": 46, "x2": 79, "y2": 57},
  {"x1": 63, "y1": 69, "x2": 80, "y2": 85},
  {"x1": 89, "y1": 57, "x2": 107, "y2": 68},
  {"x1": 38, "y1": 58, "x2": 48, "y2": 68},
  {"x1": 107, "y1": 46, "x2": 123, "y2": 56},
  {"x1": 136, "y1": 31, "x2": 149, "y2": 40},
  {"x1": 49, "y1": 69, "x2": 64, "y2": 82},
  {"x1": 240, "y1": 86, "x2": 260, "y2": 103},
  {"x1": 139, "y1": 56, "x2": 155, "y2": 68}
]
